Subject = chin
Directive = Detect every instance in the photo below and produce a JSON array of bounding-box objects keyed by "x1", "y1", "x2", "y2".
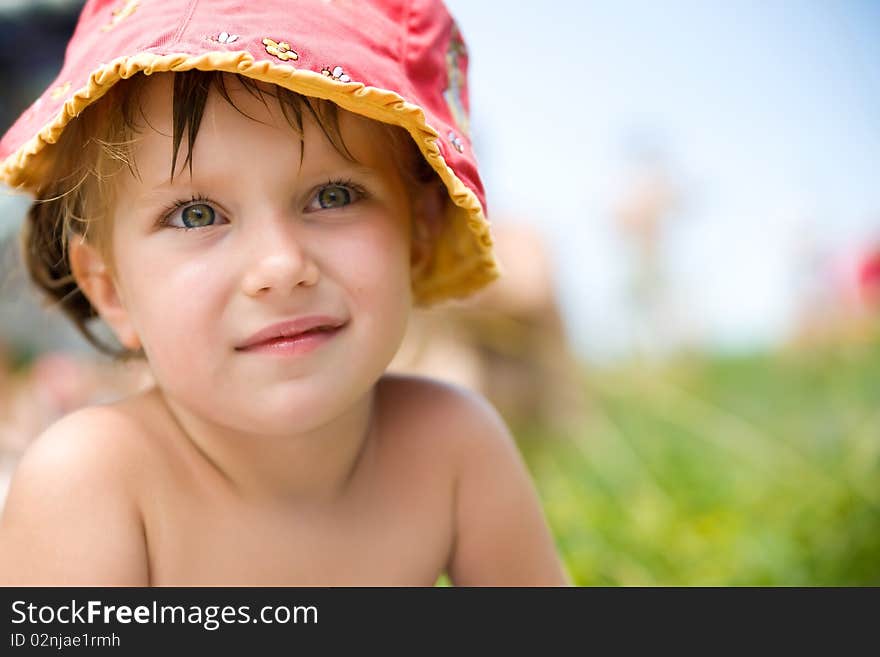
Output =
[{"x1": 246, "y1": 380, "x2": 365, "y2": 429}]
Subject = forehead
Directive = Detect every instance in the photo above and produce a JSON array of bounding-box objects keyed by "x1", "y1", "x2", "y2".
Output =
[{"x1": 128, "y1": 73, "x2": 400, "y2": 181}]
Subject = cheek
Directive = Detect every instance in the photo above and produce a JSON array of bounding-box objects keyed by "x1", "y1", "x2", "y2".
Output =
[
  {"x1": 329, "y1": 221, "x2": 411, "y2": 301},
  {"x1": 116, "y1": 245, "x2": 227, "y2": 359}
]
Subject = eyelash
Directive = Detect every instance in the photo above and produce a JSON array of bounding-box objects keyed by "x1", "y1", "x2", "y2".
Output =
[
  {"x1": 308, "y1": 178, "x2": 368, "y2": 211},
  {"x1": 158, "y1": 194, "x2": 214, "y2": 231},
  {"x1": 157, "y1": 180, "x2": 369, "y2": 231}
]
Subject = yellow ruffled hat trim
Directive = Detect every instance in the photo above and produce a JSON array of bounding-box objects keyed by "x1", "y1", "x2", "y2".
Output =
[{"x1": 0, "y1": 50, "x2": 502, "y2": 306}]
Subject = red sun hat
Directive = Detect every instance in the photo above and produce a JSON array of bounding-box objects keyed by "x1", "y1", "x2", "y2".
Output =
[{"x1": 0, "y1": 0, "x2": 500, "y2": 305}]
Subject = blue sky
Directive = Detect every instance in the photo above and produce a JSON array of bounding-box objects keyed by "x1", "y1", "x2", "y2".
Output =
[{"x1": 444, "y1": 0, "x2": 880, "y2": 360}]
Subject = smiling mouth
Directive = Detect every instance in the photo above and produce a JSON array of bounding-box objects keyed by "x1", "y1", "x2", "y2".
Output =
[{"x1": 235, "y1": 324, "x2": 345, "y2": 354}]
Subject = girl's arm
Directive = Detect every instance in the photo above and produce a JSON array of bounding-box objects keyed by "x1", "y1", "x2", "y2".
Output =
[
  {"x1": 445, "y1": 393, "x2": 570, "y2": 586},
  {"x1": 0, "y1": 409, "x2": 150, "y2": 586}
]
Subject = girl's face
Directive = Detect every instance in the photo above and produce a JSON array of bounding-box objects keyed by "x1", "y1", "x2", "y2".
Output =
[{"x1": 103, "y1": 74, "x2": 415, "y2": 434}]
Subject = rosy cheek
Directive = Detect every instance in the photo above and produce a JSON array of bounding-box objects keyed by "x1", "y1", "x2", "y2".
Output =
[{"x1": 129, "y1": 255, "x2": 221, "y2": 353}]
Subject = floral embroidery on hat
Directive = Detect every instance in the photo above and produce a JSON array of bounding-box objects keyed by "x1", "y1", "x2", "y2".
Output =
[
  {"x1": 262, "y1": 37, "x2": 299, "y2": 62},
  {"x1": 207, "y1": 31, "x2": 240, "y2": 44},
  {"x1": 321, "y1": 66, "x2": 351, "y2": 83},
  {"x1": 448, "y1": 131, "x2": 464, "y2": 153},
  {"x1": 101, "y1": 0, "x2": 139, "y2": 32},
  {"x1": 50, "y1": 82, "x2": 72, "y2": 101},
  {"x1": 442, "y1": 23, "x2": 470, "y2": 137}
]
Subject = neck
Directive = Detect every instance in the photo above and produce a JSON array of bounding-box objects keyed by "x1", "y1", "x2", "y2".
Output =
[{"x1": 150, "y1": 383, "x2": 379, "y2": 507}]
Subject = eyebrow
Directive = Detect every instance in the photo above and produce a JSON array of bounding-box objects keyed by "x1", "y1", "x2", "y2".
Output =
[{"x1": 145, "y1": 161, "x2": 386, "y2": 192}]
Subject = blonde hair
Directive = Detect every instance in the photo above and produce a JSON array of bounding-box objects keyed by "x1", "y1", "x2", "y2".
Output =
[{"x1": 21, "y1": 71, "x2": 440, "y2": 359}]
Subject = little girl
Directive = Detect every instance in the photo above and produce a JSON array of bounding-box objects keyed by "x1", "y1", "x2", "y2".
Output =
[{"x1": 0, "y1": 0, "x2": 568, "y2": 585}]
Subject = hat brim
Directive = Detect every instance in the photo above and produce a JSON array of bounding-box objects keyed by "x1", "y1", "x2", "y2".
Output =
[{"x1": 0, "y1": 50, "x2": 501, "y2": 306}]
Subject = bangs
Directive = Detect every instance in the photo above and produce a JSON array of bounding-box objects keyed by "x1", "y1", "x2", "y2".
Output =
[{"x1": 168, "y1": 71, "x2": 356, "y2": 182}]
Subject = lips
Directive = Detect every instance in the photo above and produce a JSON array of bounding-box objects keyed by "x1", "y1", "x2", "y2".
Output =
[{"x1": 235, "y1": 316, "x2": 347, "y2": 350}]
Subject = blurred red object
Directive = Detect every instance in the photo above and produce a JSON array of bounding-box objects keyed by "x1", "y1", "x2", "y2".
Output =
[{"x1": 857, "y1": 247, "x2": 880, "y2": 308}]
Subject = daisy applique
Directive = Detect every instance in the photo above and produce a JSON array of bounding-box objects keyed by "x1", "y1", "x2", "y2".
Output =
[
  {"x1": 101, "y1": 0, "x2": 139, "y2": 32},
  {"x1": 321, "y1": 66, "x2": 351, "y2": 83},
  {"x1": 262, "y1": 37, "x2": 299, "y2": 62},
  {"x1": 448, "y1": 131, "x2": 464, "y2": 153},
  {"x1": 50, "y1": 82, "x2": 72, "y2": 101},
  {"x1": 207, "y1": 31, "x2": 240, "y2": 44}
]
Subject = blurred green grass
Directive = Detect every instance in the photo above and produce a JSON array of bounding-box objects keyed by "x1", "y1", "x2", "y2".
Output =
[{"x1": 512, "y1": 337, "x2": 880, "y2": 586}]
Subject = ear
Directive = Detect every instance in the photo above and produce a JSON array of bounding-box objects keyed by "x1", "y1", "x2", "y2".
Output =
[
  {"x1": 411, "y1": 181, "x2": 447, "y2": 272},
  {"x1": 68, "y1": 235, "x2": 142, "y2": 351}
]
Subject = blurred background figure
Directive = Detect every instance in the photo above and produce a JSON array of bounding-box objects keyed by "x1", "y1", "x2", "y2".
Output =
[
  {"x1": 612, "y1": 148, "x2": 685, "y2": 359},
  {"x1": 389, "y1": 220, "x2": 586, "y2": 433},
  {"x1": 792, "y1": 232, "x2": 880, "y2": 347}
]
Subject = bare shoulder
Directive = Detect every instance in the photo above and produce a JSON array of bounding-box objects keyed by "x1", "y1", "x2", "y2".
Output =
[
  {"x1": 0, "y1": 400, "x2": 154, "y2": 585},
  {"x1": 378, "y1": 374, "x2": 570, "y2": 586},
  {"x1": 374, "y1": 373, "x2": 518, "y2": 493},
  {"x1": 12, "y1": 397, "x2": 158, "y2": 501},
  {"x1": 21, "y1": 400, "x2": 155, "y2": 480},
  {"x1": 377, "y1": 372, "x2": 509, "y2": 453}
]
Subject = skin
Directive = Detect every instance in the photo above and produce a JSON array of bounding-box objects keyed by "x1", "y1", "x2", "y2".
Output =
[{"x1": 0, "y1": 74, "x2": 569, "y2": 586}]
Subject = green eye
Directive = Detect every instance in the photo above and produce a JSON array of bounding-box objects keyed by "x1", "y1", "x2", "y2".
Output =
[
  {"x1": 317, "y1": 185, "x2": 352, "y2": 209},
  {"x1": 181, "y1": 203, "x2": 215, "y2": 228}
]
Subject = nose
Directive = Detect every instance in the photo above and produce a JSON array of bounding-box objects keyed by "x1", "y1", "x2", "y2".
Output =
[{"x1": 240, "y1": 218, "x2": 320, "y2": 298}]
